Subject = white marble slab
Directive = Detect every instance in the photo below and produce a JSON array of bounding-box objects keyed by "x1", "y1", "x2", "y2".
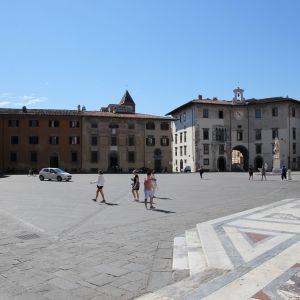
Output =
[
  {"x1": 172, "y1": 236, "x2": 189, "y2": 270},
  {"x1": 197, "y1": 223, "x2": 233, "y2": 270},
  {"x1": 185, "y1": 228, "x2": 207, "y2": 275}
]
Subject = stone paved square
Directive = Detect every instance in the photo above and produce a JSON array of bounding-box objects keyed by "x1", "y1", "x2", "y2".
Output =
[{"x1": 0, "y1": 172, "x2": 299, "y2": 299}]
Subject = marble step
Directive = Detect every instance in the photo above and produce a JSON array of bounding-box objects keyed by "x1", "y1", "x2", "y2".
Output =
[
  {"x1": 185, "y1": 228, "x2": 207, "y2": 275},
  {"x1": 172, "y1": 236, "x2": 189, "y2": 271},
  {"x1": 197, "y1": 221, "x2": 233, "y2": 270}
]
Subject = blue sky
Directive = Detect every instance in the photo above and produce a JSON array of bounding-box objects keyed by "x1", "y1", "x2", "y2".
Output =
[{"x1": 0, "y1": 0, "x2": 299, "y2": 115}]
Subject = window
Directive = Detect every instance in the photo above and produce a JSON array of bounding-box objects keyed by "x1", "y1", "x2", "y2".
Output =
[
  {"x1": 272, "y1": 107, "x2": 278, "y2": 117},
  {"x1": 255, "y1": 129, "x2": 262, "y2": 140},
  {"x1": 30, "y1": 151, "x2": 37, "y2": 162},
  {"x1": 128, "y1": 123, "x2": 135, "y2": 129},
  {"x1": 49, "y1": 136, "x2": 59, "y2": 145},
  {"x1": 184, "y1": 146, "x2": 187, "y2": 155},
  {"x1": 49, "y1": 120, "x2": 60, "y2": 127},
  {"x1": 218, "y1": 110, "x2": 224, "y2": 119},
  {"x1": 272, "y1": 128, "x2": 279, "y2": 139},
  {"x1": 69, "y1": 136, "x2": 80, "y2": 145},
  {"x1": 146, "y1": 136, "x2": 155, "y2": 146},
  {"x1": 183, "y1": 112, "x2": 186, "y2": 122},
  {"x1": 91, "y1": 151, "x2": 98, "y2": 163},
  {"x1": 293, "y1": 143, "x2": 296, "y2": 154},
  {"x1": 203, "y1": 128, "x2": 209, "y2": 140},
  {"x1": 237, "y1": 130, "x2": 243, "y2": 141},
  {"x1": 255, "y1": 109, "x2": 261, "y2": 119},
  {"x1": 293, "y1": 128, "x2": 296, "y2": 140},
  {"x1": 111, "y1": 136, "x2": 117, "y2": 146},
  {"x1": 180, "y1": 132, "x2": 183, "y2": 143},
  {"x1": 161, "y1": 136, "x2": 169, "y2": 146},
  {"x1": 10, "y1": 151, "x2": 17, "y2": 162},
  {"x1": 71, "y1": 152, "x2": 78, "y2": 162},
  {"x1": 180, "y1": 146, "x2": 183, "y2": 156},
  {"x1": 146, "y1": 122, "x2": 155, "y2": 130},
  {"x1": 219, "y1": 144, "x2": 225, "y2": 155},
  {"x1": 215, "y1": 128, "x2": 226, "y2": 141},
  {"x1": 292, "y1": 107, "x2": 296, "y2": 117},
  {"x1": 91, "y1": 122, "x2": 98, "y2": 128},
  {"x1": 175, "y1": 147, "x2": 177, "y2": 156},
  {"x1": 256, "y1": 144, "x2": 262, "y2": 154},
  {"x1": 29, "y1": 136, "x2": 39, "y2": 144},
  {"x1": 11, "y1": 136, "x2": 18, "y2": 144},
  {"x1": 69, "y1": 120, "x2": 80, "y2": 128},
  {"x1": 203, "y1": 144, "x2": 209, "y2": 155},
  {"x1": 203, "y1": 158, "x2": 209, "y2": 165},
  {"x1": 128, "y1": 135, "x2": 135, "y2": 146},
  {"x1": 128, "y1": 151, "x2": 135, "y2": 163},
  {"x1": 184, "y1": 131, "x2": 187, "y2": 142},
  {"x1": 91, "y1": 136, "x2": 97, "y2": 145},
  {"x1": 8, "y1": 120, "x2": 19, "y2": 127},
  {"x1": 29, "y1": 120, "x2": 39, "y2": 127},
  {"x1": 109, "y1": 123, "x2": 119, "y2": 129},
  {"x1": 203, "y1": 108, "x2": 209, "y2": 118},
  {"x1": 160, "y1": 123, "x2": 169, "y2": 130},
  {"x1": 175, "y1": 134, "x2": 178, "y2": 144}
]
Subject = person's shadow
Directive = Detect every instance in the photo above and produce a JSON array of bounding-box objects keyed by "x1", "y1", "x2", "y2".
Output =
[{"x1": 150, "y1": 208, "x2": 176, "y2": 214}]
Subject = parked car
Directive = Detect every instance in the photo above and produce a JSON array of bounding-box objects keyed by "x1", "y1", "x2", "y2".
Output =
[
  {"x1": 183, "y1": 166, "x2": 191, "y2": 173},
  {"x1": 39, "y1": 168, "x2": 72, "y2": 181}
]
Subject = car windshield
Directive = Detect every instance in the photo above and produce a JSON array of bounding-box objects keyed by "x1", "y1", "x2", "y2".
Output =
[{"x1": 53, "y1": 168, "x2": 65, "y2": 173}]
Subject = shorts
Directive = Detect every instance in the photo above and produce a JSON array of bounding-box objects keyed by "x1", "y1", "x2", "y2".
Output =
[
  {"x1": 97, "y1": 185, "x2": 103, "y2": 190},
  {"x1": 144, "y1": 190, "x2": 153, "y2": 199}
]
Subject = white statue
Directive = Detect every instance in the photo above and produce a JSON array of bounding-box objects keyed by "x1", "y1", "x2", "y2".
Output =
[{"x1": 273, "y1": 137, "x2": 280, "y2": 159}]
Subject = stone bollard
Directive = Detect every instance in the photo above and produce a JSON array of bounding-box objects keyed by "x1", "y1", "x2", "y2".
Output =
[{"x1": 287, "y1": 169, "x2": 292, "y2": 180}]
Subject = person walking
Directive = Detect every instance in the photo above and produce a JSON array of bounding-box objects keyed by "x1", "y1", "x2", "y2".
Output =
[
  {"x1": 261, "y1": 165, "x2": 267, "y2": 181},
  {"x1": 144, "y1": 170, "x2": 154, "y2": 209},
  {"x1": 198, "y1": 166, "x2": 204, "y2": 179},
  {"x1": 281, "y1": 165, "x2": 287, "y2": 180},
  {"x1": 248, "y1": 165, "x2": 254, "y2": 180},
  {"x1": 151, "y1": 170, "x2": 157, "y2": 198},
  {"x1": 91, "y1": 170, "x2": 106, "y2": 203},
  {"x1": 131, "y1": 170, "x2": 140, "y2": 201}
]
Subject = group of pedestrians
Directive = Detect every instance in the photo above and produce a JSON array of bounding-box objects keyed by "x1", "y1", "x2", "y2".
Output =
[
  {"x1": 91, "y1": 169, "x2": 158, "y2": 210},
  {"x1": 248, "y1": 164, "x2": 290, "y2": 181}
]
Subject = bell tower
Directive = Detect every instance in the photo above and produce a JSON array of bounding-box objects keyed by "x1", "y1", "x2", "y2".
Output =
[{"x1": 233, "y1": 87, "x2": 245, "y2": 103}]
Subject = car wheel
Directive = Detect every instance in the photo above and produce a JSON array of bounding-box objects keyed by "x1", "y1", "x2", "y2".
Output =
[
  {"x1": 39, "y1": 175, "x2": 44, "y2": 181},
  {"x1": 57, "y1": 176, "x2": 62, "y2": 182},
  {"x1": 66, "y1": 178, "x2": 70, "y2": 182}
]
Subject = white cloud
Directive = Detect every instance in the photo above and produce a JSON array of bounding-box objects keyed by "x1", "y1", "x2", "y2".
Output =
[
  {"x1": 0, "y1": 101, "x2": 11, "y2": 106},
  {"x1": 0, "y1": 93, "x2": 47, "y2": 107}
]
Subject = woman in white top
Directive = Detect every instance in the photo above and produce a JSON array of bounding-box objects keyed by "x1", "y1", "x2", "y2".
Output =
[{"x1": 91, "y1": 170, "x2": 106, "y2": 203}]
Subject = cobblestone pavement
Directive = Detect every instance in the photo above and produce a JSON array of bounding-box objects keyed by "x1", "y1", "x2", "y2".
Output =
[{"x1": 0, "y1": 172, "x2": 299, "y2": 299}]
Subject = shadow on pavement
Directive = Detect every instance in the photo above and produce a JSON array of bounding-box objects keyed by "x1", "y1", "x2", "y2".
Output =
[
  {"x1": 151, "y1": 208, "x2": 176, "y2": 214},
  {"x1": 155, "y1": 197, "x2": 173, "y2": 200}
]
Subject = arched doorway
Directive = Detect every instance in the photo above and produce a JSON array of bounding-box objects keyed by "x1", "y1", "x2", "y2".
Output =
[
  {"x1": 232, "y1": 145, "x2": 248, "y2": 171},
  {"x1": 217, "y1": 156, "x2": 226, "y2": 172},
  {"x1": 154, "y1": 149, "x2": 162, "y2": 172},
  {"x1": 109, "y1": 151, "x2": 119, "y2": 172},
  {"x1": 254, "y1": 156, "x2": 263, "y2": 171},
  {"x1": 49, "y1": 154, "x2": 59, "y2": 168},
  {"x1": 180, "y1": 159, "x2": 183, "y2": 172}
]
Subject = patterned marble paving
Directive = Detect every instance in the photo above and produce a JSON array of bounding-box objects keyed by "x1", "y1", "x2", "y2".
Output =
[{"x1": 170, "y1": 198, "x2": 300, "y2": 299}]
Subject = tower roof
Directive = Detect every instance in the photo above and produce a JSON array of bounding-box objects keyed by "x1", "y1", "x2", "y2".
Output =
[{"x1": 119, "y1": 90, "x2": 135, "y2": 105}]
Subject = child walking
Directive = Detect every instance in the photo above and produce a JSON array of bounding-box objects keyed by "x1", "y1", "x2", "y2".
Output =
[{"x1": 131, "y1": 170, "x2": 140, "y2": 201}]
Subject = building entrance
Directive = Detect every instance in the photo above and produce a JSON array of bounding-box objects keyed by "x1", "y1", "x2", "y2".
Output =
[
  {"x1": 217, "y1": 156, "x2": 226, "y2": 171},
  {"x1": 232, "y1": 145, "x2": 248, "y2": 171},
  {"x1": 49, "y1": 154, "x2": 59, "y2": 168}
]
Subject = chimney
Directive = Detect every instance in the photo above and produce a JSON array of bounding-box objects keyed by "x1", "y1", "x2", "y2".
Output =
[
  {"x1": 82, "y1": 106, "x2": 86, "y2": 111},
  {"x1": 198, "y1": 95, "x2": 203, "y2": 100},
  {"x1": 77, "y1": 105, "x2": 81, "y2": 112},
  {"x1": 22, "y1": 106, "x2": 27, "y2": 112}
]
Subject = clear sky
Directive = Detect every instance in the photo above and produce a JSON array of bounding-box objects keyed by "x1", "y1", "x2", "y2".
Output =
[{"x1": 0, "y1": 0, "x2": 299, "y2": 115}]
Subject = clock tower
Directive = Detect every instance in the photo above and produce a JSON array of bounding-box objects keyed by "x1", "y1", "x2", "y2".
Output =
[{"x1": 233, "y1": 87, "x2": 245, "y2": 103}]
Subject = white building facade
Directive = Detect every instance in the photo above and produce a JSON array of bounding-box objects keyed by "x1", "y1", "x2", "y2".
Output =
[{"x1": 168, "y1": 88, "x2": 300, "y2": 172}]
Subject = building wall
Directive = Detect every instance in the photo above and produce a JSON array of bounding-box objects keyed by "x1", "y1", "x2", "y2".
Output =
[{"x1": 170, "y1": 99, "x2": 300, "y2": 172}]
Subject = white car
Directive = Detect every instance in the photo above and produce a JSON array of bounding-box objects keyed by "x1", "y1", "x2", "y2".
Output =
[{"x1": 39, "y1": 168, "x2": 72, "y2": 182}]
